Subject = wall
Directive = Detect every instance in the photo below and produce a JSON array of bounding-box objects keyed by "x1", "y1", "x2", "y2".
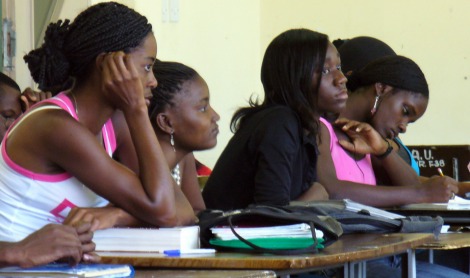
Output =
[
  {"x1": 259, "y1": 0, "x2": 470, "y2": 148},
  {"x1": 12, "y1": 0, "x2": 470, "y2": 168}
]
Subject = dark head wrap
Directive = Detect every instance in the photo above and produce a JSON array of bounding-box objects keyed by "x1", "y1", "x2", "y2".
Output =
[
  {"x1": 347, "y1": 55, "x2": 429, "y2": 98},
  {"x1": 338, "y1": 36, "x2": 396, "y2": 74}
]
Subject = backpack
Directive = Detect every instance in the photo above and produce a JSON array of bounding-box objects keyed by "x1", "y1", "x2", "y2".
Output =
[
  {"x1": 288, "y1": 200, "x2": 443, "y2": 238},
  {"x1": 198, "y1": 205, "x2": 343, "y2": 255}
]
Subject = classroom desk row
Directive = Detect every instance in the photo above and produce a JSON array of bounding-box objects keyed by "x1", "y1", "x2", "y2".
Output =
[{"x1": 100, "y1": 233, "x2": 433, "y2": 278}]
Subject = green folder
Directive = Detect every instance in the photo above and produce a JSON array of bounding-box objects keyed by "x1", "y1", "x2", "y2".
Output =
[{"x1": 209, "y1": 237, "x2": 325, "y2": 249}]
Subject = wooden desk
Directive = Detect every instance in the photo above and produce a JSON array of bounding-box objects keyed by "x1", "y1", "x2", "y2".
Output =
[
  {"x1": 417, "y1": 232, "x2": 470, "y2": 274},
  {"x1": 388, "y1": 204, "x2": 470, "y2": 225},
  {"x1": 100, "y1": 233, "x2": 432, "y2": 278},
  {"x1": 134, "y1": 269, "x2": 276, "y2": 277},
  {"x1": 419, "y1": 233, "x2": 470, "y2": 250}
]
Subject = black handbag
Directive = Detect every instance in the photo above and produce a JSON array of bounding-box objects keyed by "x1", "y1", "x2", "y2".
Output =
[
  {"x1": 288, "y1": 200, "x2": 444, "y2": 237},
  {"x1": 198, "y1": 205, "x2": 343, "y2": 255}
]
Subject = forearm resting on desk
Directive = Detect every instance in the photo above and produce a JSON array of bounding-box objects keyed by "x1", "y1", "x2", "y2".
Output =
[{"x1": 295, "y1": 182, "x2": 329, "y2": 201}]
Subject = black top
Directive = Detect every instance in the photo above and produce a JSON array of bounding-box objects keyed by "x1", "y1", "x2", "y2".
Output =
[{"x1": 202, "y1": 105, "x2": 318, "y2": 210}]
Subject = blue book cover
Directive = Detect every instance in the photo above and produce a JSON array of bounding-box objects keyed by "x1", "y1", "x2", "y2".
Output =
[{"x1": 0, "y1": 263, "x2": 134, "y2": 277}]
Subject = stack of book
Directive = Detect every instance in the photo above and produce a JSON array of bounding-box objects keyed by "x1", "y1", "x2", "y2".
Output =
[
  {"x1": 93, "y1": 226, "x2": 200, "y2": 252},
  {"x1": 209, "y1": 223, "x2": 325, "y2": 249}
]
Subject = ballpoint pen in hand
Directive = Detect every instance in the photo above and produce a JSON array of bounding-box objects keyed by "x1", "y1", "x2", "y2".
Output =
[
  {"x1": 438, "y1": 168, "x2": 455, "y2": 200},
  {"x1": 437, "y1": 168, "x2": 444, "y2": 177}
]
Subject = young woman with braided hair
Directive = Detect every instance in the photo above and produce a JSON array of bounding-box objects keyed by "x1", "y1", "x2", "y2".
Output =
[
  {"x1": 336, "y1": 37, "x2": 470, "y2": 197},
  {"x1": 0, "y1": 2, "x2": 195, "y2": 244},
  {"x1": 148, "y1": 60, "x2": 219, "y2": 212},
  {"x1": 64, "y1": 60, "x2": 219, "y2": 227},
  {"x1": 317, "y1": 55, "x2": 459, "y2": 207}
]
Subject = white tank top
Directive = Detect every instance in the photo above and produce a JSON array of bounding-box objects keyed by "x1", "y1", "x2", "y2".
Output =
[{"x1": 0, "y1": 92, "x2": 116, "y2": 242}]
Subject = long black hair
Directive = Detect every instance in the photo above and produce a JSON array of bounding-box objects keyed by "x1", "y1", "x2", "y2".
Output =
[
  {"x1": 230, "y1": 28, "x2": 328, "y2": 137},
  {"x1": 23, "y1": 2, "x2": 152, "y2": 93}
]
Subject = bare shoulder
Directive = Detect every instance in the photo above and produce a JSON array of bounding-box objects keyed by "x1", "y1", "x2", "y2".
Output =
[
  {"x1": 9, "y1": 108, "x2": 84, "y2": 147},
  {"x1": 6, "y1": 108, "x2": 104, "y2": 173},
  {"x1": 318, "y1": 120, "x2": 331, "y2": 145}
]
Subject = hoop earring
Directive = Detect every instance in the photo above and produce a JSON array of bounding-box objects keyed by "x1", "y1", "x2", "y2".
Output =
[
  {"x1": 371, "y1": 95, "x2": 380, "y2": 115},
  {"x1": 170, "y1": 130, "x2": 175, "y2": 152}
]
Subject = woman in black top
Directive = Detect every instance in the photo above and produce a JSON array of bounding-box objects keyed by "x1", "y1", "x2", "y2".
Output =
[{"x1": 203, "y1": 28, "x2": 348, "y2": 210}]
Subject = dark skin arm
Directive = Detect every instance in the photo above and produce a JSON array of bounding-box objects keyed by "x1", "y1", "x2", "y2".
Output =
[
  {"x1": 335, "y1": 118, "x2": 420, "y2": 186},
  {"x1": 0, "y1": 223, "x2": 99, "y2": 268},
  {"x1": 317, "y1": 118, "x2": 458, "y2": 207},
  {"x1": 295, "y1": 182, "x2": 329, "y2": 201},
  {"x1": 179, "y1": 153, "x2": 206, "y2": 213},
  {"x1": 458, "y1": 181, "x2": 470, "y2": 197},
  {"x1": 64, "y1": 153, "x2": 202, "y2": 229},
  {"x1": 8, "y1": 52, "x2": 192, "y2": 227}
]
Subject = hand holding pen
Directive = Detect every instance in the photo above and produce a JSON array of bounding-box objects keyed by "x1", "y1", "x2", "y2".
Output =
[{"x1": 438, "y1": 168, "x2": 455, "y2": 200}]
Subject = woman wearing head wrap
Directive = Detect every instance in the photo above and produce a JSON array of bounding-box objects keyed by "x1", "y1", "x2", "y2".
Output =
[
  {"x1": 324, "y1": 40, "x2": 466, "y2": 278},
  {"x1": 337, "y1": 37, "x2": 470, "y2": 198},
  {"x1": 337, "y1": 36, "x2": 423, "y2": 176},
  {"x1": 317, "y1": 55, "x2": 459, "y2": 207},
  {"x1": 337, "y1": 36, "x2": 396, "y2": 77}
]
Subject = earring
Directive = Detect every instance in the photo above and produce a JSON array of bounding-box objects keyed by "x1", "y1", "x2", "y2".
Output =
[
  {"x1": 371, "y1": 95, "x2": 380, "y2": 115},
  {"x1": 170, "y1": 130, "x2": 175, "y2": 152}
]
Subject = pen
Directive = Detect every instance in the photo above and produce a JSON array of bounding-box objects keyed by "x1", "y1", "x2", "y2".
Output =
[
  {"x1": 437, "y1": 167, "x2": 444, "y2": 177},
  {"x1": 163, "y1": 248, "x2": 216, "y2": 256}
]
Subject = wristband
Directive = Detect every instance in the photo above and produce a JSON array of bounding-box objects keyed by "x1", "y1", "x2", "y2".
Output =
[{"x1": 376, "y1": 139, "x2": 393, "y2": 159}]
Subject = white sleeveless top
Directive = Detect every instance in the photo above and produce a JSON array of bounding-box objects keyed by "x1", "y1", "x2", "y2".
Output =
[{"x1": 0, "y1": 93, "x2": 116, "y2": 242}]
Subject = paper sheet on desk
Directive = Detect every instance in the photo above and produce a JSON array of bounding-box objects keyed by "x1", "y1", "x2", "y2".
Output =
[
  {"x1": 427, "y1": 196, "x2": 470, "y2": 209},
  {"x1": 400, "y1": 196, "x2": 470, "y2": 210}
]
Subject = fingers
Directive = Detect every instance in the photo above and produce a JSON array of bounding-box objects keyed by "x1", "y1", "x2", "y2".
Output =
[
  {"x1": 337, "y1": 139, "x2": 355, "y2": 152},
  {"x1": 65, "y1": 209, "x2": 101, "y2": 233},
  {"x1": 20, "y1": 88, "x2": 52, "y2": 112},
  {"x1": 335, "y1": 117, "x2": 371, "y2": 133},
  {"x1": 74, "y1": 221, "x2": 92, "y2": 234},
  {"x1": 20, "y1": 95, "x2": 30, "y2": 112},
  {"x1": 83, "y1": 252, "x2": 101, "y2": 263},
  {"x1": 435, "y1": 176, "x2": 459, "y2": 201}
]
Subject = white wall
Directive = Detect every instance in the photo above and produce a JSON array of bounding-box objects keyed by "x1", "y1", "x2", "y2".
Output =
[
  {"x1": 259, "y1": 0, "x2": 470, "y2": 148},
  {"x1": 12, "y1": 0, "x2": 470, "y2": 168}
]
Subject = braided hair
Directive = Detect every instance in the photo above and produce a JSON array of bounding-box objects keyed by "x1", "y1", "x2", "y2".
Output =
[
  {"x1": 347, "y1": 55, "x2": 429, "y2": 98},
  {"x1": 148, "y1": 60, "x2": 199, "y2": 122},
  {"x1": 23, "y1": 2, "x2": 152, "y2": 93}
]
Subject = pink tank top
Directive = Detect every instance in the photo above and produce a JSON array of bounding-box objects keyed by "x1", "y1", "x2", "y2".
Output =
[
  {"x1": 0, "y1": 92, "x2": 116, "y2": 242},
  {"x1": 320, "y1": 117, "x2": 376, "y2": 185}
]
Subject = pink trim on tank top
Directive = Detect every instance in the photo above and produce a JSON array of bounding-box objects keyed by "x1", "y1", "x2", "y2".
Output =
[
  {"x1": 1, "y1": 142, "x2": 72, "y2": 181},
  {"x1": 1, "y1": 92, "x2": 115, "y2": 181}
]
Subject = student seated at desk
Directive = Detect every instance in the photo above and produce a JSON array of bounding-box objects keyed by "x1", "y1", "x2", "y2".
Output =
[
  {"x1": 319, "y1": 53, "x2": 466, "y2": 278},
  {"x1": 336, "y1": 36, "x2": 470, "y2": 196},
  {"x1": 202, "y1": 28, "x2": 347, "y2": 210},
  {"x1": 64, "y1": 60, "x2": 219, "y2": 229},
  {"x1": 317, "y1": 55, "x2": 458, "y2": 207},
  {"x1": 0, "y1": 2, "x2": 196, "y2": 243}
]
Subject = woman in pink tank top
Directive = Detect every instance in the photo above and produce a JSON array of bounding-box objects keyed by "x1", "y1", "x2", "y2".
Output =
[{"x1": 0, "y1": 2, "x2": 196, "y2": 248}]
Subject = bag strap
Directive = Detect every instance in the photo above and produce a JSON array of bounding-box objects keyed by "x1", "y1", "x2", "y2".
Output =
[{"x1": 226, "y1": 215, "x2": 320, "y2": 255}]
